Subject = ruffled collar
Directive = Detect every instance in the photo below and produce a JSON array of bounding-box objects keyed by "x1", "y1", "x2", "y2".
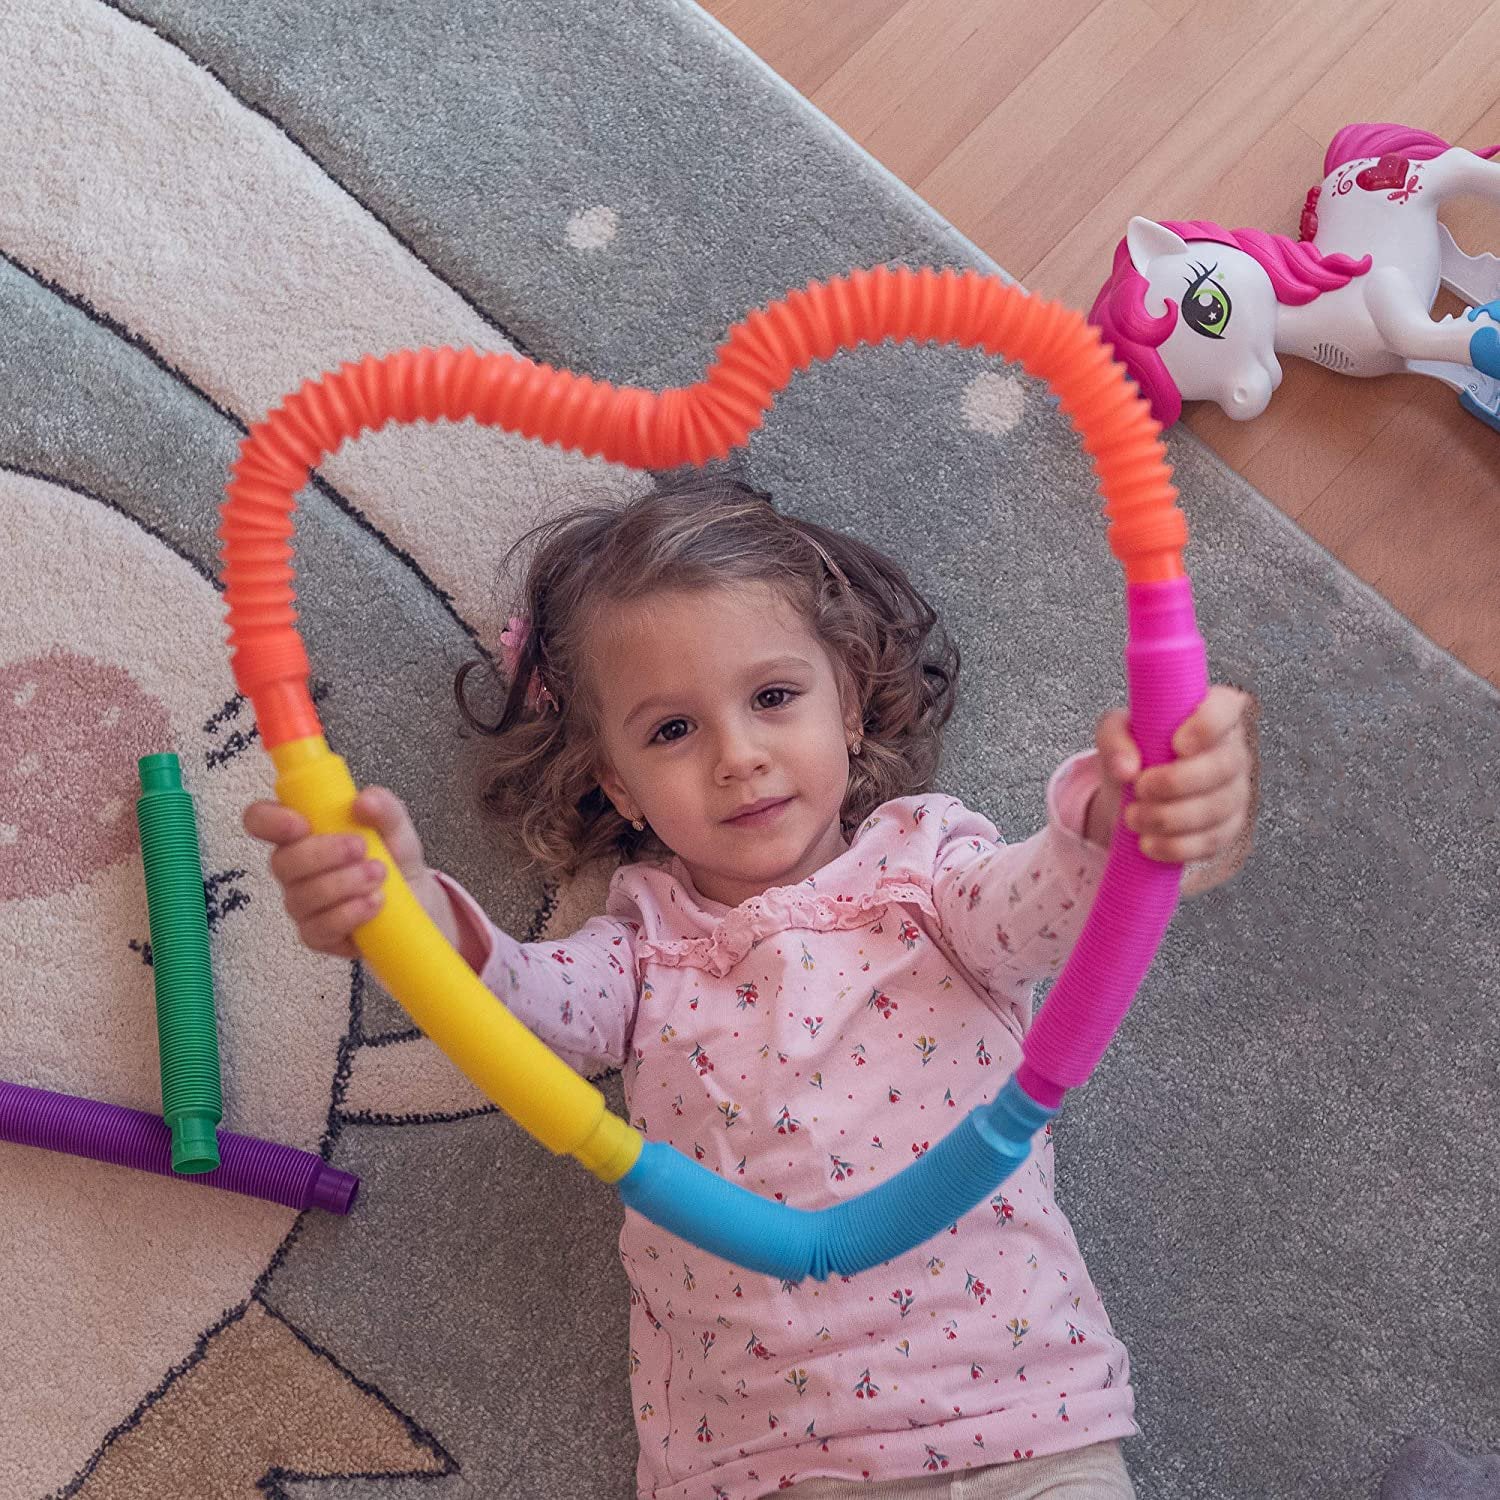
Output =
[{"x1": 622, "y1": 804, "x2": 938, "y2": 977}]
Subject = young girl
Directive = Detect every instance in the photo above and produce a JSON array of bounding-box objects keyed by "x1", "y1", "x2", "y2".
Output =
[{"x1": 245, "y1": 478, "x2": 1257, "y2": 1500}]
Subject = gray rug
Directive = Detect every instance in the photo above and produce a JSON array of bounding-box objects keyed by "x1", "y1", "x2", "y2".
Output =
[{"x1": 1, "y1": 2, "x2": 1496, "y2": 1497}]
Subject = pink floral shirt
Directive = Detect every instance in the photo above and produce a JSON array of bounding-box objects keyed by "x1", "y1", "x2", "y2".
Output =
[{"x1": 441, "y1": 752, "x2": 1135, "y2": 1499}]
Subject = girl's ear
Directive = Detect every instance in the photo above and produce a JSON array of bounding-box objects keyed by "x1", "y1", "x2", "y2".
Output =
[
  {"x1": 837, "y1": 670, "x2": 865, "y2": 744},
  {"x1": 595, "y1": 756, "x2": 633, "y2": 820}
]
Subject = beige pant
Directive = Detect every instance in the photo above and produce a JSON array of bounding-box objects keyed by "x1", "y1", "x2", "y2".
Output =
[{"x1": 783, "y1": 1440, "x2": 1135, "y2": 1500}]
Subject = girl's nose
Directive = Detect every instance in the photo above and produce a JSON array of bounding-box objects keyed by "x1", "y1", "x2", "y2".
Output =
[{"x1": 715, "y1": 725, "x2": 768, "y2": 781}]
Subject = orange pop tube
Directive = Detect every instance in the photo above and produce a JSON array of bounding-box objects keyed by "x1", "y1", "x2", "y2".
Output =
[
  {"x1": 219, "y1": 268, "x2": 1194, "y2": 1192},
  {"x1": 223, "y1": 269, "x2": 1183, "y2": 749}
]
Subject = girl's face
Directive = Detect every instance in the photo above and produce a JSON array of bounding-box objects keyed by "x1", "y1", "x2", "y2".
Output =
[{"x1": 591, "y1": 582, "x2": 858, "y2": 909}]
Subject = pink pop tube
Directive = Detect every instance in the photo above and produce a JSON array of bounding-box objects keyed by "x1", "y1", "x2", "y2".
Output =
[
  {"x1": 1016, "y1": 577, "x2": 1209, "y2": 1106},
  {"x1": 0, "y1": 1079, "x2": 358, "y2": 1214}
]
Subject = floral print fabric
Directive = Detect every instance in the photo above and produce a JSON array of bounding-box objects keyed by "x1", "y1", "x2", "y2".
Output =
[{"x1": 439, "y1": 752, "x2": 1137, "y2": 1499}]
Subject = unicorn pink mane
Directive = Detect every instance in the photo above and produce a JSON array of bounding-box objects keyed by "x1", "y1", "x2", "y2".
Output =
[
  {"x1": 1322, "y1": 121, "x2": 1499, "y2": 175},
  {"x1": 1088, "y1": 220, "x2": 1372, "y2": 426}
]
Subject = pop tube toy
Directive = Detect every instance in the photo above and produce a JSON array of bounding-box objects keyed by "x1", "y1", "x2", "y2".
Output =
[
  {"x1": 221, "y1": 267, "x2": 1206, "y2": 1279},
  {"x1": 136, "y1": 752, "x2": 223, "y2": 1174},
  {"x1": 0, "y1": 1079, "x2": 358, "y2": 1214}
]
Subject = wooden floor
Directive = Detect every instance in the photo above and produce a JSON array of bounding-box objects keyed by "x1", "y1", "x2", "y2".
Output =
[{"x1": 701, "y1": 0, "x2": 1500, "y2": 687}]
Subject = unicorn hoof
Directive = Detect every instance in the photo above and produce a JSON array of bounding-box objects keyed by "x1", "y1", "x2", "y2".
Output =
[
  {"x1": 1459, "y1": 388, "x2": 1500, "y2": 434},
  {"x1": 1472, "y1": 325, "x2": 1500, "y2": 379},
  {"x1": 1469, "y1": 301, "x2": 1500, "y2": 377}
]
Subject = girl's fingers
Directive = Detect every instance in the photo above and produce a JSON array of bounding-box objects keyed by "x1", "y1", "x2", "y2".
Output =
[
  {"x1": 1124, "y1": 684, "x2": 1258, "y2": 874},
  {"x1": 246, "y1": 802, "x2": 364, "y2": 890},
  {"x1": 1136, "y1": 813, "x2": 1245, "y2": 865},
  {"x1": 283, "y1": 858, "x2": 387, "y2": 925},
  {"x1": 1136, "y1": 739, "x2": 1248, "y2": 801},
  {"x1": 1172, "y1": 685, "x2": 1251, "y2": 756},
  {"x1": 1127, "y1": 785, "x2": 1245, "y2": 840},
  {"x1": 245, "y1": 791, "x2": 403, "y2": 960},
  {"x1": 352, "y1": 787, "x2": 425, "y2": 873},
  {"x1": 243, "y1": 800, "x2": 309, "y2": 846},
  {"x1": 269, "y1": 832, "x2": 372, "y2": 890},
  {"x1": 299, "y1": 889, "x2": 384, "y2": 955},
  {"x1": 1094, "y1": 710, "x2": 1140, "y2": 783}
]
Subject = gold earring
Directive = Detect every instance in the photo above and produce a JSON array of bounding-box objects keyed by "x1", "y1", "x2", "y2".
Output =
[
  {"x1": 631, "y1": 817, "x2": 645, "y2": 831},
  {"x1": 850, "y1": 737, "x2": 863, "y2": 756}
]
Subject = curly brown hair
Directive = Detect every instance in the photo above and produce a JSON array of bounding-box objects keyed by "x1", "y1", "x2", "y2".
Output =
[{"x1": 456, "y1": 475, "x2": 959, "y2": 880}]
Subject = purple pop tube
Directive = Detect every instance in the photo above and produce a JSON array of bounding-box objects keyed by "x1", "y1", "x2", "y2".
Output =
[
  {"x1": 1016, "y1": 576, "x2": 1209, "y2": 1107},
  {"x1": 0, "y1": 1078, "x2": 358, "y2": 1214}
]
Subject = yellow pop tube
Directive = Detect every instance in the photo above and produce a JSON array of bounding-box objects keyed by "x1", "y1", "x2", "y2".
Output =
[{"x1": 269, "y1": 737, "x2": 642, "y2": 1182}]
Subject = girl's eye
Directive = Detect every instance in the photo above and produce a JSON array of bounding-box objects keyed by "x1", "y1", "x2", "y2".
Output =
[
  {"x1": 756, "y1": 687, "x2": 796, "y2": 710},
  {"x1": 646, "y1": 689, "x2": 797, "y2": 744},
  {"x1": 1181, "y1": 262, "x2": 1231, "y2": 339}
]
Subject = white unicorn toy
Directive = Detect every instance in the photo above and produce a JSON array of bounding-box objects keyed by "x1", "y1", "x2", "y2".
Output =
[{"x1": 1089, "y1": 121, "x2": 1500, "y2": 432}]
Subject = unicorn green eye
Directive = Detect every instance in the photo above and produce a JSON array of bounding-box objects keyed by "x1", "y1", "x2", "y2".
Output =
[{"x1": 1182, "y1": 262, "x2": 1231, "y2": 339}]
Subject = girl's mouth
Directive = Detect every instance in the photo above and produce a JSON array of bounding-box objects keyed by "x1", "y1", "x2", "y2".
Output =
[{"x1": 725, "y1": 796, "x2": 793, "y2": 827}]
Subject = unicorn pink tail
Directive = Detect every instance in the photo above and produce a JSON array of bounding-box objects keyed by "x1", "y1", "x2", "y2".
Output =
[{"x1": 1298, "y1": 186, "x2": 1321, "y2": 243}]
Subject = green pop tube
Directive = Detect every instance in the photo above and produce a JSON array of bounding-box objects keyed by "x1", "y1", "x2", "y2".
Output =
[{"x1": 136, "y1": 753, "x2": 223, "y2": 1173}]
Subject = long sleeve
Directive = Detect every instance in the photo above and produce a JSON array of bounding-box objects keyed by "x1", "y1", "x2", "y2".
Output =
[
  {"x1": 931, "y1": 752, "x2": 1110, "y2": 1016},
  {"x1": 430, "y1": 872, "x2": 641, "y2": 1080}
]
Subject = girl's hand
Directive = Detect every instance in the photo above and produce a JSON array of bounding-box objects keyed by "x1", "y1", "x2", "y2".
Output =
[
  {"x1": 1086, "y1": 685, "x2": 1259, "y2": 891},
  {"x1": 242, "y1": 786, "x2": 459, "y2": 958}
]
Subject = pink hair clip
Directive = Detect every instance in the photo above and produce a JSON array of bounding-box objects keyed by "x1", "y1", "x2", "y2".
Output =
[{"x1": 499, "y1": 614, "x2": 558, "y2": 714}]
